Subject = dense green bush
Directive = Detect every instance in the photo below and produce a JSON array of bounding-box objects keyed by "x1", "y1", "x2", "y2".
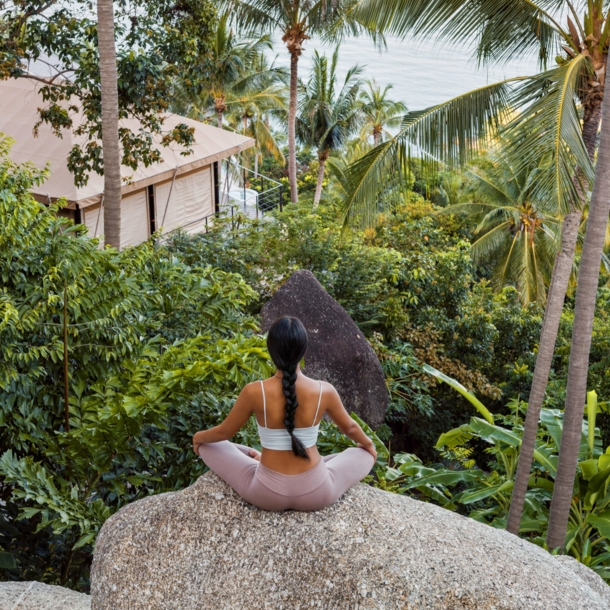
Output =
[
  {"x1": 0, "y1": 137, "x2": 274, "y2": 588},
  {"x1": 378, "y1": 369, "x2": 610, "y2": 582}
]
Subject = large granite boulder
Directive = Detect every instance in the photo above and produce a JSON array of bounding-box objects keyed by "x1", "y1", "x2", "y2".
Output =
[
  {"x1": 0, "y1": 581, "x2": 90, "y2": 610},
  {"x1": 261, "y1": 270, "x2": 388, "y2": 429},
  {"x1": 91, "y1": 472, "x2": 610, "y2": 610}
]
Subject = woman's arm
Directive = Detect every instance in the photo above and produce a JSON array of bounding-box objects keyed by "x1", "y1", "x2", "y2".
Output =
[
  {"x1": 192, "y1": 383, "x2": 257, "y2": 453},
  {"x1": 324, "y1": 384, "x2": 377, "y2": 461}
]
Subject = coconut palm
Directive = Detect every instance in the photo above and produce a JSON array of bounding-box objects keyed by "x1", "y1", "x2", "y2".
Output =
[
  {"x1": 343, "y1": 0, "x2": 607, "y2": 542},
  {"x1": 548, "y1": 69, "x2": 610, "y2": 548},
  {"x1": 225, "y1": 54, "x2": 288, "y2": 172},
  {"x1": 224, "y1": 0, "x2": 378, "y2": 204},
  {"x1": 359, "y1": 80, "x2": 407, "y2": 146},
  {"x1": 198, "y1": 13, "x2": 275, "y2": 128},
  {"x1": 446, "y1": 157, "x2": 561, "y2": 305},
  {"x1": 97, "y1": 0, "x2": 121, "y2": 249},
  {"x1": 297, "y1": 48, "x2": 365, "y2": 206}
]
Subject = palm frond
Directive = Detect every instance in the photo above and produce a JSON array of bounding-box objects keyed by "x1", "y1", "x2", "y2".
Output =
[
  {"x1": 341, "y1": 79, "x2": 516, "y2": 225},
  {"x1": 351, "y1": 0, "x2": 567, "y2": 67},
  {"x1": 503, "y1": 53, "x2": 595, "y2": 215}
]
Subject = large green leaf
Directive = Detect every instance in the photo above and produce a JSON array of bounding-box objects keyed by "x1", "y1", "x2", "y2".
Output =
[
  {"x1": 0, "y1": 552, "x2": 16, "y2": 569},
  {"x1": 459, "y1": 480, "x2": 514, "y2": 504},
  {"x1": 341, "y1": 80, "x2": 515, "y2": 226},
  {"x1": 423, "y1": 364, "x2": 494, "y2": 424},
  {"x1": 469, "y1": 417, "x2": 521, "y2": 446},
  {"x1": 503, "y1": 55, "x2": 595, "y2": 216},
  {"x1": 436, "y1": 424, "x2": 474, "y2": 450},
  {"x1": 403, "y1": 469, "x2": 484, "y2": 489},
  {"x1": 352, "y1": 0, "x2": 565, "y2": 67},
  {"x1": 588, "y1": 511, "x2": 610, "y2": 539}
]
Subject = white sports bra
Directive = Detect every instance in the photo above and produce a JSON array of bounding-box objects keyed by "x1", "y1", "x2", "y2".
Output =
[{"x1": 257, "y1": 379, "x2": 322, "y2": 450}]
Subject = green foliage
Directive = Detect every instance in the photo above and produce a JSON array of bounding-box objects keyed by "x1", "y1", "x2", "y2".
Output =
[
  {"x1": 377, "y1": 368, "x2": 610, "y2": 582},
  {"x1": 0, "y1": 136, "x2": 272, "y2": 587},
  {"x1": 167, "y1": 197, "x2": 543, "y2": 459},
  {"x1": 297, "y1": 47, "x2": 365, "y2": 160},
  {"x1": 0, "y1": 0, "x2": 217, "y2": 185}
]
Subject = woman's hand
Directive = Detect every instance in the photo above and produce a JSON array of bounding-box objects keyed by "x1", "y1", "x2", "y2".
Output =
[
  {"x1": 357, "y1": 441, "x2": 377, "y2": 462},
  {"x1": 193, "y1": 434, "x2": 202, "y2": 455}
]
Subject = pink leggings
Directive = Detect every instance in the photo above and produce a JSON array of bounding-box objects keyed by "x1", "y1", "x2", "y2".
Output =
[{"x1": 198, "y1": 442, "x2": 375, "y2": 511}]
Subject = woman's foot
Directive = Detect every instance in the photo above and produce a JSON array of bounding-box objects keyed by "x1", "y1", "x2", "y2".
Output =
[{"x1": 249, "y1": 449, "x2": 261, "y2": 462}]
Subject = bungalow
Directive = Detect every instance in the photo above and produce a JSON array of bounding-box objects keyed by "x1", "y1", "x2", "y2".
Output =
[{"x1": 0, "y1": 78, "x2": 255, "y2": 248}]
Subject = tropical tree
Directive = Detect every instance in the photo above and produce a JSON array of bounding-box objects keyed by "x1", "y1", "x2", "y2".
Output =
[
  {"x1": 547, "y1": 68, "x2": 610, "y2": 549},
  {"x1": 224, "y1": 53, "x2": 288, "y2": 173},
  {"x1": 1, "y1": 0, "x2": 215, "y2": 243},
  {"x1": 359, "y1": 80, "x2": 407, "y2": 146},
  {"x1": 225, "y1": 0, "x2": 377, "y2": 204},
  {"x1": 96, "y1": 0, "x2": 121, "y2": 248},
  {"x1": 444, "y1": 155, "x2": 561, "y2": 305},
  {"x1": 200, "y1": 13, "x2": 276, "y2": 128},
  {"x1": 297, "y1": 48, "x2": 365, "y2": 206},
  {"x1": 343, "y1": 0, "x2": 606, "y2": 537}
]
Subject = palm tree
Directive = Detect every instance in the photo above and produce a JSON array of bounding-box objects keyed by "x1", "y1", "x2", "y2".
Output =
[
  {"x1": 547, "y1": 68, "x2": 610, "y2": 549},
  {"x1": 359, "y1": 80, "x2": 407, "y2": 146},
  {"x1": 297, "y1": 48, "x2": 364, "y2": 206},
  {"x1": 343, "y1": 0, "x2": 606, "y2": 539},
  {"x1": 446, "y1": 156, "x2": 561, "y2": 305},
  {"x1": 225, "y1": 54, "x2": 288, "y2": 172},
  {"x1": 224, "y1": 0, "x2": 377, "y2": 204},
  {"x1": 97, "y1": 0, "x2": 121, "y2": 249},
  {"x1": 202, "y1": 13, "x2": 274, "y2": 129}
]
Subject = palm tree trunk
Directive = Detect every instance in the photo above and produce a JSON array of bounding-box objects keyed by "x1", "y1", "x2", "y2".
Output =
[
  {"x1": 373, "y1": 126, "x2": 381, "y2": 147},
  {"x1": 313, "y1": 151, "x2": 328, "y2": 207},
  {"x1": 97, "y1": 0, "x2": 122, "y2": 249},
  {"x1": 288, "y1": 51, "x2": 299, "y2": 204},
  {"x1": 546, "y1": 79, "x2": 610, "y2": 550},
  {"x1": 506, "y1": 100, "x2": 602, "y2": 535},
  {"x1": 506, "y1": 210, "x2": 581, "y2": 532},
  {"x1": 214, "y1": 96, "x2": 226, "y2": 129}
]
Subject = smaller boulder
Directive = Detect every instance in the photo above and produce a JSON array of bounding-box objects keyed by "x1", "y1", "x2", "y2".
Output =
[
  {"x1": 0, "y1": 581, "x2": 90, "y2": 610},
  {"x1": 261, "y1": 270, "x2": 388, "y2": 428}
]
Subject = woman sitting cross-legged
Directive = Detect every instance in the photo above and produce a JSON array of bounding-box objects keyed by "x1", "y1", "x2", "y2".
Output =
[{"x1": 192, "y1": 316, "x2": 377, "y2": 511}]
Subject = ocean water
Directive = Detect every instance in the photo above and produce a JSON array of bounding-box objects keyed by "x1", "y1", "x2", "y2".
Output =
[{"x1": 272, "y1": 35, "x2": 541, "y2": 111}]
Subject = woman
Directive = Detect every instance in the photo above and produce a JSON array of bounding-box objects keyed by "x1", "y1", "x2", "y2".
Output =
[{"x1": 192, "y1": 316, "x2": 377, "y2": 511}]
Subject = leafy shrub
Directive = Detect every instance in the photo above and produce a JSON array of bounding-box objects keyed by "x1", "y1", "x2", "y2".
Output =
[{"x1": 0, "y1": 136, "x2": 273, "y2": 588}]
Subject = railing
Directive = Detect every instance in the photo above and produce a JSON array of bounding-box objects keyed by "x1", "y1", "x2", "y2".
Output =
[{"x1": 221, "y1": 162, "x2": 284, "y2": 218}]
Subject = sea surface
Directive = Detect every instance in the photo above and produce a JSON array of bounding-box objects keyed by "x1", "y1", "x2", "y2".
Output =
[{"x1": 272, "y1": 35, "x2": 541, "y2": 111}]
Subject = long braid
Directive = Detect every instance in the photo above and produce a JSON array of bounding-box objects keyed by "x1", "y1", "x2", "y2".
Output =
[{"x1": 281, "y1": 365, "x2": 309, "y2": 459}]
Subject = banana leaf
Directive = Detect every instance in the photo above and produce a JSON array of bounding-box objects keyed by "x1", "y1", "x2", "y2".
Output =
[
  {"x1": 436, "y1": 423, "x2": 473, "y2": 449},
  {"x1": 403, "y1": 468, "x2": 484, "y2": 489},
  {"x1": 458, "y1": 480, "x2": 514, "y2": 504},
  {"x1": 587, "y1": 511, "x2": 610, "y2": 539},
  {"x1": 422, "y1": 364, "x2": 494, "y2": 424}
]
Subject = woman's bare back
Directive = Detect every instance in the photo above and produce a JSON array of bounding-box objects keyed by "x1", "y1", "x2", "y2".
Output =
[{"x1": 254, "y1": 373, "x2": 328, "y2": 475}]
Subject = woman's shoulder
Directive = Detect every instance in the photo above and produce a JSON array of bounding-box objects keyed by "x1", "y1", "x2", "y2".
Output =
[
  {"x1": 300, "y1": 376, "x2": 337, "y2": 395},
  {"x1": 241, "y1": 380, "x2": 265, "y2": 397}
]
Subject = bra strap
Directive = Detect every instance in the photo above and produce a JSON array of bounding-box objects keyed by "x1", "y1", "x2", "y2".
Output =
[
  {"x1": 260, "y1": 380, "x2": 267, "y2": 427},
  {"x1": 312, "y1": 381, "x2": 322, "y2": 426}
]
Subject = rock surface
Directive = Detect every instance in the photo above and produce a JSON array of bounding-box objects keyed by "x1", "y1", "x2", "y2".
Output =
[
  {"x1": 0, "y1": 581, "x2": 90, "y2": 610},
  {"x1": 91, "y1": 472, "x2": 610, "y2": 610},
  {"x1": 261, "y1": 269, "x2": 388, "y2": 429}
]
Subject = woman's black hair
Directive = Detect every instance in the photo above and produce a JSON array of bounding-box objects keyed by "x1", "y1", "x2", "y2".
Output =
[{"x1": 266, "y1": 316, "x2": 309, "y2": 459}]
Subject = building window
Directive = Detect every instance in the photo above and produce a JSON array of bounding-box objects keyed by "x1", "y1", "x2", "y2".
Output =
[{"x1": 147, "y1": 185, "x2": 156, "y2": 236}]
